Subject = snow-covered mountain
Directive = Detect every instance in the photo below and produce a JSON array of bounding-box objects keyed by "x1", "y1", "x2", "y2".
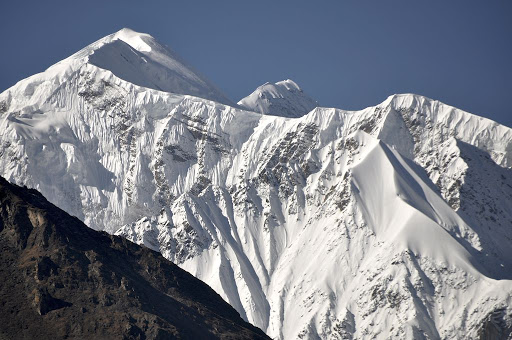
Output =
[
  {"x1": 1, "y1": 28, "x2": 512, "y2": 339},
  {"x1": 238, "y1": 79, "x2": 318, "y2": 118}
]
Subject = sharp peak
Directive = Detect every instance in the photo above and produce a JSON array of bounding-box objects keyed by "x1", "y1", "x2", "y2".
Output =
[
  {"x1": 58, "y1": 28, "x2": 160, "y2": 64},
  {"x1": 277, "y1": 79, "x2": 303, "y2": 92},
  {"x1": 114, "y1": 27, "x2": 149, "y2": 35},
  {"x1": 106, "y1": 27, "x2": 156, "y2": 53},
  {"x1": 257, "y1": 79, "x2": 302, "y2": 91},
  {"x1": 112, "y1": 27, "x2": 155, "y2": 41}
]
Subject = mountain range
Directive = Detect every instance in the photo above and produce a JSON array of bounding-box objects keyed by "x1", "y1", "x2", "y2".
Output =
[{"x1": 1, "y1": 28, "x2": 511, "y2": 339}]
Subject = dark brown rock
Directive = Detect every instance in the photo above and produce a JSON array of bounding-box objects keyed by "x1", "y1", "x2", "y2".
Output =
[
  {"x1": 33, "y1": 287, "x2": 72, "y2": 315},
  {"x1": 0, "y1": 176, "x2": 269, "y2": 340}
]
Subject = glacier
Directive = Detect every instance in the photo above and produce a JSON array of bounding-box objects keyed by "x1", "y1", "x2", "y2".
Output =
[{"x1": 1, "y1": 28, "x2": 512, "y2": 339}]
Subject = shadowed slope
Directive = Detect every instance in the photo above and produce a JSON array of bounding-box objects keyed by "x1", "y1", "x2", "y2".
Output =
[{"x1": 0, "y1": 176, "x2": 269, "y2": 340}]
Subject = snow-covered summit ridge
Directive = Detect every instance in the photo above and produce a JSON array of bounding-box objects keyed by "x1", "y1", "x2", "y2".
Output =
[
  {"x1": 111, "y1": 27, "x2": 153, "y2": 52},
  {"x1": 238, "y1": 79, "x2": 318, "y2": 118},
  {"x1": 6, "y1": 28, "x2": 233, "y2": 105},
  {"x1": 67, "y1": 27, "x2": 154, "y2": 58},
  {"x1": 381, "y1": 93, "x2": 512, "y2": 166}
]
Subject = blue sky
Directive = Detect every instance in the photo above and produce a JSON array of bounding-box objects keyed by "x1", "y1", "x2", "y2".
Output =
[{"x1": 1, "y1": 0, "x2": 511, "y2": 126}]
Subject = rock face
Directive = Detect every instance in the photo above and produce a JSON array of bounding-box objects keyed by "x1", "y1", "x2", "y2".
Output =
[
  {"x1": 477, "y1": 308, "x2": 512, "y2": 340},
  {"x1": 2, "y1": 29, "x2": 512, "y2": 339},
  {"x1": 0, "y1": 176, "x2": 269, "y2": 340}
]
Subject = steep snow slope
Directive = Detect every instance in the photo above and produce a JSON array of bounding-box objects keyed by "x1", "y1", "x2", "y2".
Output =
[
  {"x1": 9, "y1": 28, "x2": 232, "y2": 106},
  {"x1": 374, "y1": 94, "x2": 512, "y2": 279},
  {"x1": 1, "y1": 30, "x2": 512, "y2": 339},
  {"x1": 238, "y1": 79, "x2": 318, "y2": 118}
]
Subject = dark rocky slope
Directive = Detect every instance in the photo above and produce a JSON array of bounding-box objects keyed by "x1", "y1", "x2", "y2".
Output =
[{"x1": 0, "y1": 176, "x2": 269, "y2": 340}]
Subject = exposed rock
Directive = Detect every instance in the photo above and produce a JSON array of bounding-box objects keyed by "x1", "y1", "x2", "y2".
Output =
[
  {"x1": 33, "y1": 287, "x2": 72, "y2": 315},
  {"x1": 0, "y1": 176, "x2": 269, "y2": 340},
  {"x1": 478, "y1": 308, "x2": 512, "y2": 340}
]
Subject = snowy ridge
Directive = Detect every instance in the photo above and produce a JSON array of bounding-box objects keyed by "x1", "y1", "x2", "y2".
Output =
[
  {"x1": 1, "y1": 30, "x2": 512, "y2": 339},
  {"x1": 7, "y1": 28, "x2": 232, "y2": 106},
  {"x1": 238, "y1": 79, "x2": 318, "y2": 118}
]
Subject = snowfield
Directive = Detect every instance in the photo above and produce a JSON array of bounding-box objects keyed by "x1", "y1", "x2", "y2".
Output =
[{"x1": 1, "y1": 28, "x2": 512, "y2": 339}]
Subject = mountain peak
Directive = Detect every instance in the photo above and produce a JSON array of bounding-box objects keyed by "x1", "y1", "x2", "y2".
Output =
[
  {"x1": 33, "y1": 29, "x2": 233, "y2": 105},
  {"x1": 238, "y1": 79, "x2": 318, "y2": 118},
  {"x1": 110, "y1": 27, "x2": 154, "y2": 52},
  {"x1": 276, "y1": 79, "x2": 301, "y2": 91}
]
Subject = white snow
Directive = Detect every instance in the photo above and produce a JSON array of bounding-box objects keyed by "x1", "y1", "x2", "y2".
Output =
[
  {"x1": 238, "y1": 79, "x2": 318, "y2": 118},
  {"x1": 1, "y1": 29, "x2": 512, "y2": 339},
  {"x1": 31, "y1": 28, "x2": 233, "y2": 106}
]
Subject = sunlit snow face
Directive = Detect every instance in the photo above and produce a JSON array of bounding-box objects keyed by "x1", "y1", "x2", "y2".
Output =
[{"x1": 1, "y1": 28, "x2": 512, "y2": 340}]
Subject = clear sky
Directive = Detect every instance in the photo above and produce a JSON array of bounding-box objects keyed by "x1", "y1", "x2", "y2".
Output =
[{"x1": 1, "y1": 0, "x2": 511, "y2": 126}]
